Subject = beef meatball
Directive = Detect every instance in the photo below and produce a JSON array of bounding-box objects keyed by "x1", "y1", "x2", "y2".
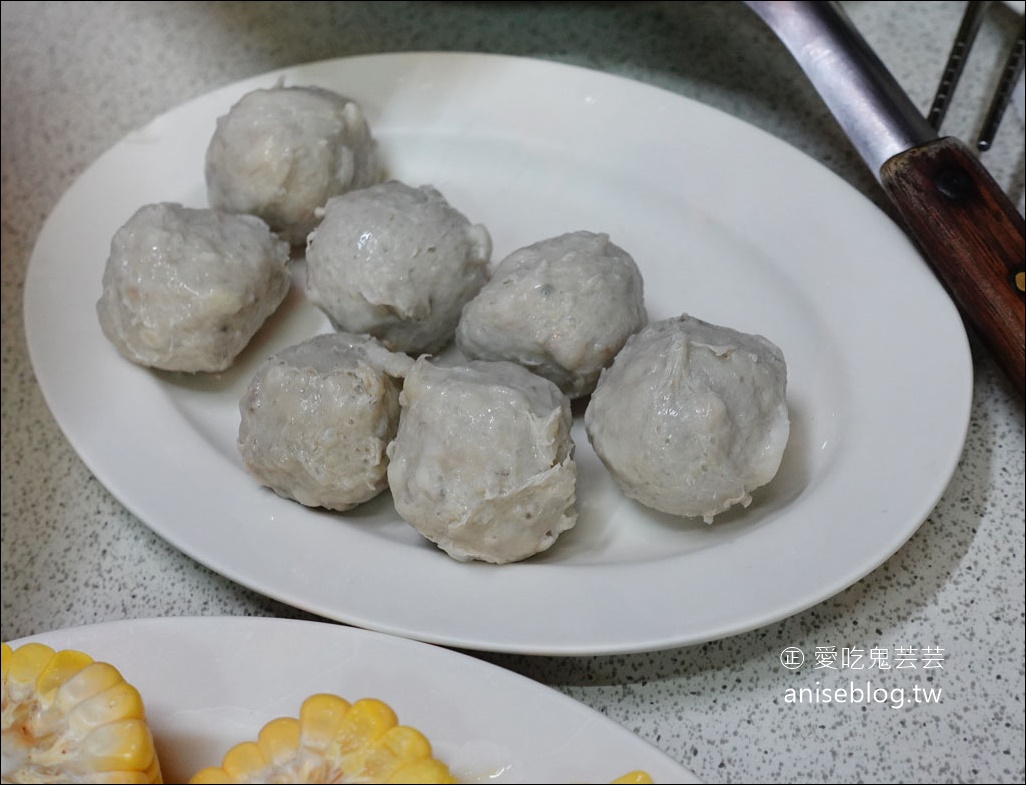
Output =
[
  {"x1": 305, "y1": 181, "x2": 491, "y2": 355},
  {"x1": 456, "y1": 231, "x2": 645, "y2": 398},
  {"x1": 386, "y1": 358, "x2": 577, "y2": 564},
  {"x1": 585, "y1": 314, "x2": 790, "y2": 522},
  {"x1": 205, "y1": 85, "x2": 380, "y2": 245},
  {"x1": 96, "y1": 202, "x2": 291, "y2": 373},
  {"x1": 238, "y1": 332, "x2": 413, "y2": 511}
]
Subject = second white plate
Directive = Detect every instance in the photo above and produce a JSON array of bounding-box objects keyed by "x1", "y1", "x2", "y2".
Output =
[
  {"x1": 24, "y1": 52, "x2": 973, "y2": 655},
  {"x1": 7, "y1": 617, "x2": 698, "y2": 783}
]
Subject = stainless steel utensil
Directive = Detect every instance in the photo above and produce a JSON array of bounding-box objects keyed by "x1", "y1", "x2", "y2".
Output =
[
  {"x1": 977, "y1": 14, "x2": 1025, "y2": 151},
  {"x1": 927, "y1": 0, "x2": 992, "y2": 131},
  {"x1": 746, "y1": 0, "x2": 1025, "y2": 397}
]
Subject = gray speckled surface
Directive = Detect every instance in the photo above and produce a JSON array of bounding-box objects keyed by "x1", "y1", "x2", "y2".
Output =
[{"x1": 2, "y1": 2, "x2": 1024, "y2": 783}]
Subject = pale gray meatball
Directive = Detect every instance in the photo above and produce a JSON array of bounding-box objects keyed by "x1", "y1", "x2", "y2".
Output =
[
  {"x1": 456, "y1": 231, "x2": 645, "y2": 398},
  {"x1": 205, "y1": 85, "x2": 380, "y2": 245},
  {"x1": 96, "y1": 202, "x2": 291, "y2": 373},
  {"x1": 305, "y1": 181, "x2": 492, "y2": 355},
  {"x1": 238, "y1": 332, "x2": 413, "y2": 511},
  {"x1": 585, "y1": 315, "x2": 790, "y2": 522},
  {"x1": 386, "y1": 358, "x2": 577, "y2": 564}
]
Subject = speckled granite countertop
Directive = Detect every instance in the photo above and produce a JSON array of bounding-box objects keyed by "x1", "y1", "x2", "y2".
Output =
[{"x1": 2, "y1": 2, "x2": 1024, "y2": 782}]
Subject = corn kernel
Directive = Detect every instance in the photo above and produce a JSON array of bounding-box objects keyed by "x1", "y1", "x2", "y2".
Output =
[
  {"x1": 1, "y1": 642, "x2": 162, "y2": 784},
  {"x1": 188, "y1": 693, "x2": 455, "y2": 784},
  {"x1": 610, "y1": 771, "x2": 654, "y2": 784}
]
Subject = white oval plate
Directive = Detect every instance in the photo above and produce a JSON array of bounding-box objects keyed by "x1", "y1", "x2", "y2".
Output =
[
  {"x1": 5, "y1": 616, "x2": 698, "y2": 783},
  {"x1": 23, "y1": 52, "x2": 973, "y2": 655}
]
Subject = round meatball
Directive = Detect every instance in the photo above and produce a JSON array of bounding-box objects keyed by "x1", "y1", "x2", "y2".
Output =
[
  {"x1": 96, "y1": 202, "x2": 291, "y2": 373},
  {"x1": 386, "y1": 358, "x2": 577, "y2": 564},
  {"x1": 585, "y1": 314, "x2": 790, "y2": 522},
  {"x1": 456, "y1": 231, "x2": 646, "y2": 398},
  {"x1": 305, "y1": 181, "x2": 492, "y2": 355},
  {"x1": 205, "y1": 85, "x2": 380, "y2": 245},
  {"x1": 238, "y1": 332, "x2": 413, "y2": 511}
]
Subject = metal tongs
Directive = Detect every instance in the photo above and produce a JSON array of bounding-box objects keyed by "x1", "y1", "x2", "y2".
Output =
[{"x1": 746, "y1": 1, "x2": 1025, "y2": 398}]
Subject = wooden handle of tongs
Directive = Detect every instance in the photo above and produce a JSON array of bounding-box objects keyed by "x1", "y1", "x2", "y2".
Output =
[{"x1": 880, "y1": 136, "x2": 1025, "y2": 398}]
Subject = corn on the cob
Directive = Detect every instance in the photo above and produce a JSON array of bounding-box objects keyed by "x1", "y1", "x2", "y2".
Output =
[
  {"x1": 188, "y1": 694, "x2": 456, "y2": 784},
  {"x1": 1, "y1": 641, "x2": 163, "y2": 784}
]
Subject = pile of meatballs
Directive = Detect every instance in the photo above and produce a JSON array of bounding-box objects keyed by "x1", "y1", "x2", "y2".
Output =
[{"x1": 96, "y1": 84, "x2": 790, "y2": 565}]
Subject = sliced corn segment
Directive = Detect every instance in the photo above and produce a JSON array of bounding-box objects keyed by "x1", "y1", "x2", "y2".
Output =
[
  {"x1": 189, "y1": 694, "x2": 456, "y2": 784},
  {"x1": 610, "y1": 771, "x2": 654, "y2": 784},
  {"x1": 1, "y1": 641, "x2": 163, "y2": 784}
]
